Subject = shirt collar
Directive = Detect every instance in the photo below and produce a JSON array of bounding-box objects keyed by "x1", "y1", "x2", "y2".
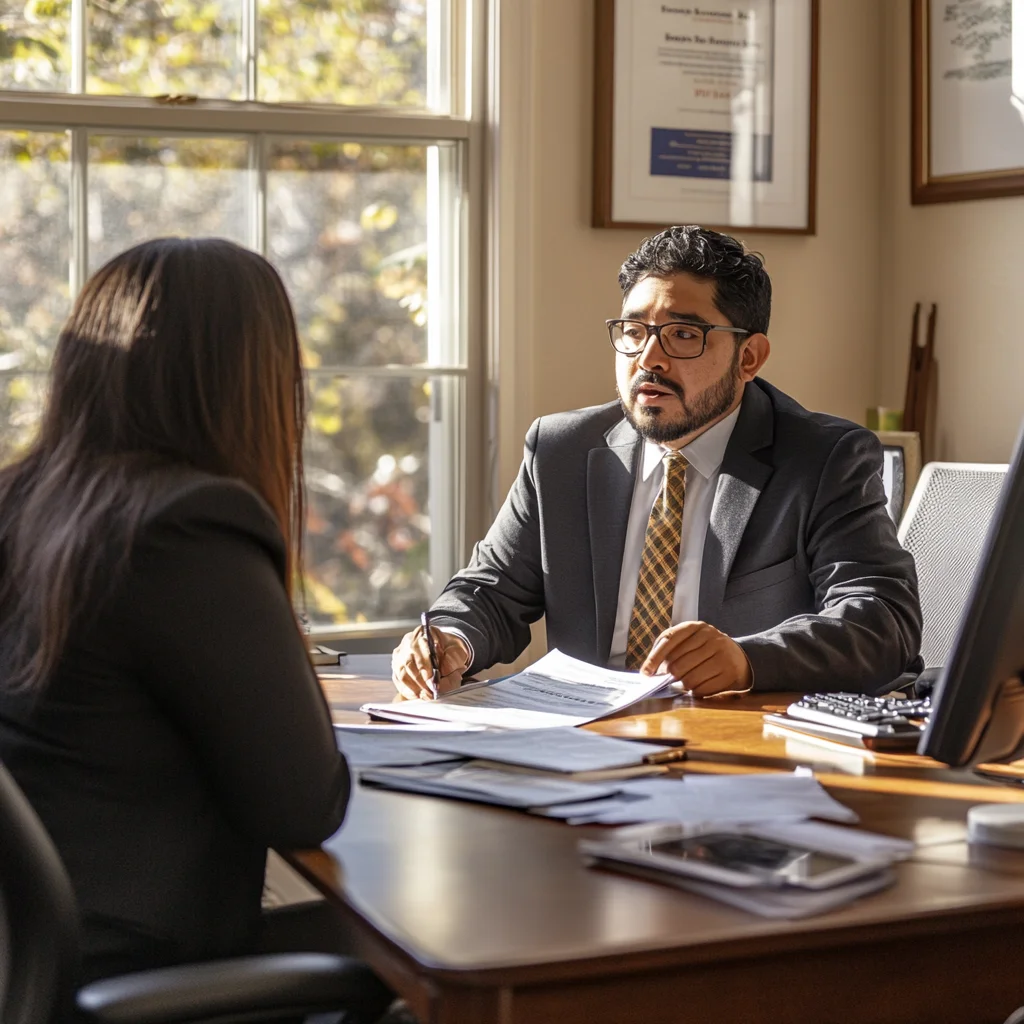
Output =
[{"x1": 640, "y1": 403, "x2": 743, "y2": 481}]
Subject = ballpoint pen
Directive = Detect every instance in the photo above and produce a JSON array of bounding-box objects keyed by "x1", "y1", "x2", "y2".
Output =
[{"x1": 420, "y1": 610, "x2": 441, "y2": 699}]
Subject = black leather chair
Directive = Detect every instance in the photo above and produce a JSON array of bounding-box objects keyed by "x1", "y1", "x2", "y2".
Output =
[{"x1": 0, "y1": 759, "x2": 393, "y2": 1024}]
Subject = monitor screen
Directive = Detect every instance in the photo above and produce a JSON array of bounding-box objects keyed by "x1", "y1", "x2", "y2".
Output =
[
  {"x1": 917, "y1": 422, "x2": 1024, "y2": 766},
  {"x1": 881, "y1": 445, "x2": 906, "y2": 524}
]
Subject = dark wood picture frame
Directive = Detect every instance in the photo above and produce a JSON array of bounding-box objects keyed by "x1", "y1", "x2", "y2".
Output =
[
  {"x1": 911, "y1": 0, "x2": 1024, "y2": 204},
  {"x1": 592, "y1": 0, "x2": 820, "y2": 234}
]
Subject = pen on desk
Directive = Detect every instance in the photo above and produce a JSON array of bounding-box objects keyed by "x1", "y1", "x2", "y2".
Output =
[
  {"x1": 642, "y1": 748, "x2": 688, "y2": 765},
  {"x1": 420, "y1": 610, "x2": 441, "y2": 699}
]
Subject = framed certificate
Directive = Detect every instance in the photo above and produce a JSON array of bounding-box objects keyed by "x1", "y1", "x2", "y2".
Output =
[
  {"x1": 912, "y1": 0, "x2": 1024, "y2": 204},
  {"x1": 592, "y1": 0, "x2": 819, "y2": 234}
]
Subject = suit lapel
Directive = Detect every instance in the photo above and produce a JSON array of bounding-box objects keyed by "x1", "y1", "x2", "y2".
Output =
[
  {"x1": 699, "y1": 382, "x2": 774, "y2": 623},
  {"x1": 588, "y1": 417, "x2": 640, "y2": 665}
]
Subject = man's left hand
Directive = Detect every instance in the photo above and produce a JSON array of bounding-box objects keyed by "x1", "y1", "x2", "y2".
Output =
[{"x1": 640, "y1": 621, "x2": 753, "y2": 696}]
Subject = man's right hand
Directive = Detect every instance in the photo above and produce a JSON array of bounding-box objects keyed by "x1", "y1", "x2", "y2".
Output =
[{"x1": 392, "y1": 625, "x2": 472, "y2": 700}]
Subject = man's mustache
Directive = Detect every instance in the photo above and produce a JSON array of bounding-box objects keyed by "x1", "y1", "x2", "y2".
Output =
[{"x1": 630, "y1": 372, "x2": 684, "y2": 402}]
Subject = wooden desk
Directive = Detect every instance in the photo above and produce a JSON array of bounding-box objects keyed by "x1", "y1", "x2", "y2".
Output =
[{"x1": 293, "y1": 677, "x2": 1024, "y2": 1024}]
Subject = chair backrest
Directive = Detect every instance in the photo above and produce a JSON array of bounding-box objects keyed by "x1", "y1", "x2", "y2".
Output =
[
  {"x1": 0, "y1": 759, "x2": 80, "y2": 1024},
  {"x1": 898, "y1": 462, "x2": 1009, "y2": 668}
]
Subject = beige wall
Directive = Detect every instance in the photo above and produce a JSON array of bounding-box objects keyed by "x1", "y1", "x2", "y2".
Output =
[
  {"x1": 512, "y1": 0, "x2": 885, "y2": 473},
  {"x1": 880, "y1": 2, "x2": 1024, "y2": 463}
]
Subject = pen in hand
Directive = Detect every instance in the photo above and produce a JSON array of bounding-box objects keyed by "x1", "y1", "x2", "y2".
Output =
[{"x1": 420, "y1": 610, "x2": 441, "y2": 699}]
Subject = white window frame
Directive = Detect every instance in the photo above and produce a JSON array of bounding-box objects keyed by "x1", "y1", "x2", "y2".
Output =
[{"x1": 0, "y1": 0, "x2": 489, "y2": 643}]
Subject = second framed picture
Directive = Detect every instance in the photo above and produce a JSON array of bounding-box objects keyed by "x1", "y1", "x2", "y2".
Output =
[
  {"x1": 592, "y1": 0, "x2": 819, "y2": 234},
  {"x1": 912, "y1": 0, "x2": 1024, "y2": 204}
]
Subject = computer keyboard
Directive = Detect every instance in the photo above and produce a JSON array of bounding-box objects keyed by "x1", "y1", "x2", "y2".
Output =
[{"x1": 785, "y1": 693, "x2": 932, "y2": 738}]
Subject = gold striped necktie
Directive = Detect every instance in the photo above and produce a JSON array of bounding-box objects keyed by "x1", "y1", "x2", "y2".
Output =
[{"x1": 625, "y1": 450, "x2": 688, "y2": 670}]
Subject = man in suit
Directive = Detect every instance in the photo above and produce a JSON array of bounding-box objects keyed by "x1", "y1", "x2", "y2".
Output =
[{"x1": 393, "y1": 226, "x2": 922, "y2": 698}]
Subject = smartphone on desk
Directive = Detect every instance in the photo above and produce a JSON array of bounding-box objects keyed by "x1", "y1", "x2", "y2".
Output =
[{"x1": 580, "y1": 824, "x2": 887, "y2": 890}]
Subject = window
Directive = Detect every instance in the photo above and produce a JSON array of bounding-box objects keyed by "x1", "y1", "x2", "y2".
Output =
[{"x1": 0, "y1": 0, "x2": 482, "y2": 636}]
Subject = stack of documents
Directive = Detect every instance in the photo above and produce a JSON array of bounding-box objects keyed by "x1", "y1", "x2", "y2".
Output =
[
  {"x1": 356, "y1": 725, "x2": 689, "y2": 808},
  {"x1": 360, "y1": 758, "x2": 860, "y2": 832},
  {"x1": 360, "y1": 649, "x2": 671, "y2": 729}
]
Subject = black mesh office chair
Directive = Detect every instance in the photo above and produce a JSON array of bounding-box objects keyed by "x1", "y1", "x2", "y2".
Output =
[{"x1": 0, "y1": 759, "x2": 393, "y2": 1024}]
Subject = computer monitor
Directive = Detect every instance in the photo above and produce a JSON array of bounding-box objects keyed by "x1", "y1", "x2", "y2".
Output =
[
  {"x1": 881, "y1": 447, "x2": 906, "y2": 524},
  {"x1": 917, "y1": 422, "x2": 1024, "y2": 766},
  {"x1": 873, "y1": 430, "x2": 922, "y2": 525}
]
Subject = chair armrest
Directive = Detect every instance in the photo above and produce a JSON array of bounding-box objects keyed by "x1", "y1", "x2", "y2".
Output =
[
  {"x1": 76, "y1": 952, "x2": 393, "y2": 1024},
  {"x1": 883, "y1": 671, "x2": 921, "y2": 695}
]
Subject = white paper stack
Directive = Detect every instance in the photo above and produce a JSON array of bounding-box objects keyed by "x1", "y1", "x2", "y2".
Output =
[{"x1": 359, "y1": 764, "x2": 862, "y2": 832}]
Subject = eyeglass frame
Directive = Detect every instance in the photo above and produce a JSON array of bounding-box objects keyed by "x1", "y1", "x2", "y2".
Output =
[{"x1": 606, "y1": 317, "x2": 750, "y2": 360}]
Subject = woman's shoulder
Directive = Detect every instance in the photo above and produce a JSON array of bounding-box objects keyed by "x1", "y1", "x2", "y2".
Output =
[{"x1": 140, "y1": 469, "x2": 285, "y2": 565}]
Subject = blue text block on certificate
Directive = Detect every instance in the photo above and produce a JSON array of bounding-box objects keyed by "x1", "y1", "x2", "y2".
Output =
[{"x1": 650, "y1": 128, "x2": 773, "y2": 182}]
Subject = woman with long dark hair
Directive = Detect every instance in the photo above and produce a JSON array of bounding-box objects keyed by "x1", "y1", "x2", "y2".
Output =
[{"x1": 0, "y1": 238, "x2": 352, "y2": 984}]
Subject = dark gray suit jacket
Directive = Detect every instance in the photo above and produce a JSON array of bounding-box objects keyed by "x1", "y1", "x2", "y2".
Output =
[{"x1": 431, "y1": 378, "x2": 923, "y2": 694}]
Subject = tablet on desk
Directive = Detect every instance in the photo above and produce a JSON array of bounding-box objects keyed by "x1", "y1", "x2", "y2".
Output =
[{"x1": 581, "y1": 823, "x2": 889, "y2": 891}]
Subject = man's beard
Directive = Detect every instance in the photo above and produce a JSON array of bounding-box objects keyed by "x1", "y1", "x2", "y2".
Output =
[{"x1": 618, "y1": 349, "x2": 740, "y2": 444}]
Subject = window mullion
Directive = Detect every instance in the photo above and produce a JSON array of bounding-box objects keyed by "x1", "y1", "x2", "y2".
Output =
[
  {"x1": 249, "y1": 133, "x2": 266, "y2": 254},
  {"x1": 427, "y1": 0, "x2": 448, "y2": 114},
  {"x1": 243, "y1": 0, "x2": 258, "y2": 102},
  {"x1": 69, "y1": 127, "x2": 88, "y2": 297},
  {"x1": 0, "y1": 96, "x2": 471, "y2": 141},
  {"x1": 70, "y1": 0, "x2": 86, "y2": 94}
]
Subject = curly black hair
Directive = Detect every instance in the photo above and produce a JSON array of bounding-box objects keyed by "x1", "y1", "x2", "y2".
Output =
[{"x1": 618, "y1": 225, "x2": 771, "y2": 336}]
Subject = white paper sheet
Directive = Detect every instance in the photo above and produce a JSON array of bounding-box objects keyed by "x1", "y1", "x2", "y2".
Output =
[
  {"x1": 539, "y1": 772, "x2": 859, "y2": 826},
  {"x1": 333, "y1": 730, "x2": 464, "y2": 768},
  {"x1": 361, "y1": 649, "x2": 671, "y2": 729},
  {"x1": 333, "y1": 722, "x2": 485, "y2": 733},
  {"x1": 419, "y1": 727, "x2": 676, "y2": 773},
  {"x1": 750, "y1": 820, "x2": 915, "y2": 862},
  {"x1": 359, "y1": 763, "x2": 622, "y2": 808}
]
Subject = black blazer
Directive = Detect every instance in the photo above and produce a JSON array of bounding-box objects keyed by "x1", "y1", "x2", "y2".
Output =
[{"x1": 0, "y1": 472, "x2": 349, "y2": 983}]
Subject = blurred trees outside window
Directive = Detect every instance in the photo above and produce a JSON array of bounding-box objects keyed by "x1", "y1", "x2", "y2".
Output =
[{"x1": 0, "y1": 0, "x2": 470, "y2": 630}]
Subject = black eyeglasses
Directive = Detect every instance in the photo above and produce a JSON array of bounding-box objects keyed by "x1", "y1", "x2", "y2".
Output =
[{"x1": 606, "y1": 318, "x2": 749, "y2": 360}]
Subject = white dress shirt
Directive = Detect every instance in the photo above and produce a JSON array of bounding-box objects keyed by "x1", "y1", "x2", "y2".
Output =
[{"x1": 607, "y1": 405, "x2": 742, "y2": 668}]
